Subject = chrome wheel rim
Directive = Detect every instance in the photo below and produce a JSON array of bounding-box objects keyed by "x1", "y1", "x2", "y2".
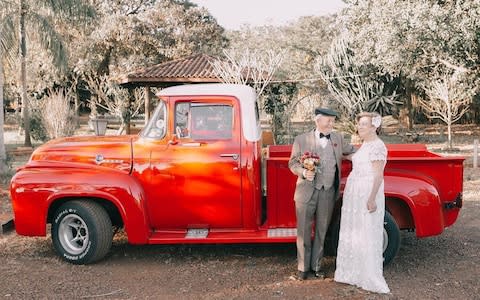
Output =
[
  {"x1": 383, "y1": 228, "x2": 389, "y2": 252},
  {"x1": 58, "y1": 214, "x2": 89, "y2": 255}
]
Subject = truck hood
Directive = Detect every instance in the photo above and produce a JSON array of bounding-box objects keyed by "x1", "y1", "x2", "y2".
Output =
[{"x1": 28, "y1": 135, "x2": 133, "y2": 173}]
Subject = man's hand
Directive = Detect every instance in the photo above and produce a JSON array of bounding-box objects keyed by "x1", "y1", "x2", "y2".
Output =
[{"x1": 303, "y1": 169, "x2": 316, "y2": 181}]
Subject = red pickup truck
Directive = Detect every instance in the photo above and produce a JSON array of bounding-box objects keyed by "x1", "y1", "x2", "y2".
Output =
[{"x1": 10, "y1": 84, "x2": 464, "y2": 265}]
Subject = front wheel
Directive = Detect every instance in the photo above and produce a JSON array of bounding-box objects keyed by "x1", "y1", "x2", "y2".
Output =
[{"x1": 51, "y1": 200, "x2": 112, "y2": 264}]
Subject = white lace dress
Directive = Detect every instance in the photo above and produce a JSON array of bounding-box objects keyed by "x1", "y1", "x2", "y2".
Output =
[{"x1": 334, "y1": 138, "x2": 390, "y2": 293}]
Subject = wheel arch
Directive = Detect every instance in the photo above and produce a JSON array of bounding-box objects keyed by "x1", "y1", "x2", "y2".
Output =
[
  {"x1": 47, "y1": 197, "x2": 123, "y2": 228},
  {"x1": 384, "y1": 175, "x2": 444, "y2": 237},
  {"x1": 385, "y1": 195, "x2": 415, "y2": 230},
  {"x1": 45, "y1": 186, "x2": 150, "y2": 244}
]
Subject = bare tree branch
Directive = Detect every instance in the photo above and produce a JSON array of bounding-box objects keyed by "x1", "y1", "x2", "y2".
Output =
[
  {"x1": 210, "y1": 48, "x2": 285, "y2": 97},
  {"x1": 84, "y1": 73, "x2": 144, "y2": 134},
  {"x1": 418, "y1": 72, "x2": 473, "y2": 149}
]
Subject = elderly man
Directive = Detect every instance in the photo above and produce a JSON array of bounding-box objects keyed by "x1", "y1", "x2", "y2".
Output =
[{"x1": 288, "y1": 107, "x2": 355, "y2": 280}]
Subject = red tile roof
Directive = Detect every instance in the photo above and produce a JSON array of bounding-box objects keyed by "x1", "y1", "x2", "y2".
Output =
[{"x1": 118, "y1": 53, "x2": 222, "y2": 86}]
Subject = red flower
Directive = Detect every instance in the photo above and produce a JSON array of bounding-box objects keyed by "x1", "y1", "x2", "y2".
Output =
[{"x1": 300, "y1": 151, "x2": 320, "y2": 171}]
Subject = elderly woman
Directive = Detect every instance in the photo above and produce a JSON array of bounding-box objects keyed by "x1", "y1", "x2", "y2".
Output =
[{"x1": 334, "y1": 112, "x2": 390, "y2": 294}]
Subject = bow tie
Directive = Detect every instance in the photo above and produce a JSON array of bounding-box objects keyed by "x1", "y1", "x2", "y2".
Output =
[{"x1": 319, "y1": 132, "x2": 331, "y2": 139}]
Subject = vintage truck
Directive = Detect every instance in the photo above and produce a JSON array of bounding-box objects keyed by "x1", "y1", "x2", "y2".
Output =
[{"x1": 9, "y1": 84, "x2": 464, "y2": 265}]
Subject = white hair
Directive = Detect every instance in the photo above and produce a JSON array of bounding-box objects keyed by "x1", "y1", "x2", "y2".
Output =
[{"x1": 315, "y1": 113, "x2": 334, "y2": 121}]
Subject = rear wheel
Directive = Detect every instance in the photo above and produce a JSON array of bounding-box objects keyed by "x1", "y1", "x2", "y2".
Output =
[
  {"x1": 325, "y1": 210, "x2": 401, "y2": 266},
  {"x1": 383, "y1": 211, "x2": 400, "y2": 266},
  {"x1": 52, "y1": 200, "x2": 112, "y2": 264}
]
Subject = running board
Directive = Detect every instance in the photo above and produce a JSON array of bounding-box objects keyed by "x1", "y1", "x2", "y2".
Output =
[{"x1": 147, "y1": 228, "x2": 297, "y2": 244}]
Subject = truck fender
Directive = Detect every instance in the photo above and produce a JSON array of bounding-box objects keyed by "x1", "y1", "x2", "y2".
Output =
[
  {"x1": 12, "y1": 167, "x2": 150, "y2": 244},
  {"x1": 384, "y1": 175, "x2": 444, "y2": 237}
]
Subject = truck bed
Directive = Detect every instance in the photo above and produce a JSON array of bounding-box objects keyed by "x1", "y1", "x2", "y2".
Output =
[{"x1": 265, "y1": 143, "x2": 464, "y2": 233}]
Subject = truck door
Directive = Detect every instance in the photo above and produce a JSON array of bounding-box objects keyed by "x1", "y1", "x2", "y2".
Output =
[{"x1": 148, "y1": 98, "x2": 242, "y2": 229}]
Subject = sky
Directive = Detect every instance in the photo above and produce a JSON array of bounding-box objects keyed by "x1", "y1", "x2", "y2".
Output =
[{"x1": 191, "y1": 0, "x2": 347, "y2": 30}]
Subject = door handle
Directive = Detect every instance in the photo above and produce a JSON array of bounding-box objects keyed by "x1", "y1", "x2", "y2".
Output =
[{"x1": 220, "y1": 153, "x2": 239, "y2": 160}]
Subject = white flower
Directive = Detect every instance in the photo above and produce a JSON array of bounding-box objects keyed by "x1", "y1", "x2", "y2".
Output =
[{"x1": 372, "y1": 115, "x2": 382, "y2": 128}]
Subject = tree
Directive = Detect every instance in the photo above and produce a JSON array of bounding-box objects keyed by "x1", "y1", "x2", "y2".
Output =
[
  {"x1": 226, "y1": 16, "x2": 340, "y2": 106},
  {"x1": 316, "y1": 35, "x2": 401, "y2": 133},
  {"x1": 225, "y1": 16, "x2": 345, "y2": 134},
  {"x1": 226, "y1": 16, "x2": 339, "y2": 86},
  {"x1": 210, "y1": 48, "x2": 286, "y2": 143},
  {"x1": 210, "y1": 48, "x2": 285, "y2": 97},
  {"x1": 418, "y1": 72, "x2": 473, "y2": 149},
  {"x1": 340, "y1": 0, "x2": 480, "y2": 127},
  {"x1": 9, "y1": 0, "x2": 95, "y2": 147},
  {"x1": 84, "y1": 74, "x2": 144, "y2": 135},
  {"x1": 263, "y1": 82, "x2": 298, "y2": 144},
  {"x1": 76, "y1": 0, "x2": 227, "y2": 76},
  {"x1": 0, "y1": 56, "x2": 6, "y2": 173},
  {"x1": 281, "y1": 15, "x2": 339, "y2": 87},
  {"x1": 69, "y1": 0, "x2": 226, "y2": 133},
  {"x1": 0, "y1": 10, "x2": 16, "y2": 173}
]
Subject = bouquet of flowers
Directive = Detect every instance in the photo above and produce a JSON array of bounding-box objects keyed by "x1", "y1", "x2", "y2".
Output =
[{"x1": 300, "y1": 151, "x2": 320, "y2": 171}]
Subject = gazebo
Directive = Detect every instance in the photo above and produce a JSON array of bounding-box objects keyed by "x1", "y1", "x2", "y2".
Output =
[{"x1": 118, "y1": 53, "x2": 222, "y2": 126}]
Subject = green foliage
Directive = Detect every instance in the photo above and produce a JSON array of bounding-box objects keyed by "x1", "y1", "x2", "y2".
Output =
[
  {"x1": 263, "y1": 82, "x2": 298, "y2": 144},
  {"x1": 263, "y1": 83, "x2": 298, "y2": 115},
  {"x1": 364, "y1": 73, "x2": 403, "y2": 116},
  {"x1": 22, "y1": 107, "x2": 48, "y2": 142},
  {"x1": 226, "y1": 15, "x2": 339, "y2": 91},
  {"x1": 0, "y1": 15, "x2": 16, "y2": 65},
  {"x1": 225, "y1": 16, "x2": 341, "y2": 141},
  {"x1": 281, "y1": 15, "x2": 339, "y2": 88},
  {"x1": 340, "y1": 0, "x2": 480, "y2": 92},
  {"x1": 76, "y1": 0, "x2": 227, "y2": 76},
  {"x1": 316, "y1": 36, "x2": 402, "y2": 122}
]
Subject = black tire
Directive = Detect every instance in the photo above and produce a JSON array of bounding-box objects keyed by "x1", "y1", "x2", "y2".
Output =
[
  {"x1": 324, "y1": 215, "x2": 341, "y2": 257},
  {"x1": 51, "y1": 200, "x2": 112, "y2": 264},
  {"x1": 324, "y1": 210, "x2": 401, "y2": 266},
  {"x1": 383, "y1": 211, "x2": 400, "y2": 266}
]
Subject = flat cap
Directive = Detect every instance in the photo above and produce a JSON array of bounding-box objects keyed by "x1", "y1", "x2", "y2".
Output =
[{"x1": 315, "y1": 107, "x2": 338, "y2": 117}]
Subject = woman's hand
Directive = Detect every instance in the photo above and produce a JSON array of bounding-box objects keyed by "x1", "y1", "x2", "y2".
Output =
[{"x1": 367, "y1": 199, "x2": 377, "y2": 213}]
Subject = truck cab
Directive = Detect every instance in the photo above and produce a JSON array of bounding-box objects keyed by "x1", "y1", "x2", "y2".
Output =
[{"x1": 135, "y1": 84, "x2": 263, "y2": 234}]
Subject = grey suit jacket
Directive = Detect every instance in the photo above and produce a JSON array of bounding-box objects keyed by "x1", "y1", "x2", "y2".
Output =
[{"x1": 288, "y1": 130, "x2": 355, "y2": 203}]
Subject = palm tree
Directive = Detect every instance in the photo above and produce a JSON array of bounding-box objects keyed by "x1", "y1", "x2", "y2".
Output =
[
  {"x1": 16, "y1": 0, "x2": 95, "y2": 146},
  {"x1": 0, "y1": 12, "x2": 17, "y2": 173}
]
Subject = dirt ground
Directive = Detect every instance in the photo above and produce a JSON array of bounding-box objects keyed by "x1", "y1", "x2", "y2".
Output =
[{"x1": 1, "y1": 125, "x2": 479, "y2": 299}]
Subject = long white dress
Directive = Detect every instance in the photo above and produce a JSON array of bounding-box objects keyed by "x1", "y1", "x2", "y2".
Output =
[{"x1": 334, "y1": 138, "x2": 390, "y2": 294}]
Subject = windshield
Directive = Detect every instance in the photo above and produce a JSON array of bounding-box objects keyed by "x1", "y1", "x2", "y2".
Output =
[{"x1": 141, "y1": 100, "x2": 167, "y2": 139}]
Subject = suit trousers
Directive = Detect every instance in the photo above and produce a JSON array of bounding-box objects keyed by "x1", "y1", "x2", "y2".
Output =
[{"x1": 295, "y1": 186, "x2": 336, "y2": 272}]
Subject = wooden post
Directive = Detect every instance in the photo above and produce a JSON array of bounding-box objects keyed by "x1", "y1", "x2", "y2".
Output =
[
  {"x1": 145, "y1": 86, "x2": 151, "y2": 124},
  {"x1": 474, "y1": 139, "x2": 478, "y2": 169}
]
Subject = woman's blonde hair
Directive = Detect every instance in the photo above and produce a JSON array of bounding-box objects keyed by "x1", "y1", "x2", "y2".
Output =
[{"x1": 356, "y1": 112, "x2": 382, "y2": 134}]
